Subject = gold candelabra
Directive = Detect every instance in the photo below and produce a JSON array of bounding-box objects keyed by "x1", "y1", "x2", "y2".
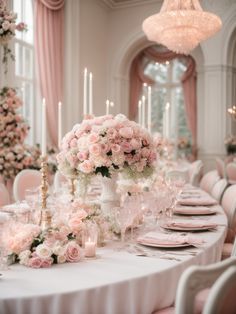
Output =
[
  {"x1": 40, "y1": 156, "x2": 51, "y2": 230},
  {"x1": 70, "y1": 178, "x2": 76, "y2": 201},
  {"x1": 228, "y1": 105, "x2": 236, "y2": 120}
]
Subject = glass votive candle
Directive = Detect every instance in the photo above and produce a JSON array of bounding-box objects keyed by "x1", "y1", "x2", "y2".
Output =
[{"x1": 83, "y1": 222, "x2": 98, "y2": 258}]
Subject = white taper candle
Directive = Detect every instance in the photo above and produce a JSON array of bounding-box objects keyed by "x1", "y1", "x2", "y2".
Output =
[
  {"x1": 138, "y1": 100, "x2": 142, "y2": 125},
  {"x1": 142, "y1": 95, "x2": 146, "y2": 128},
  {"x1": 42, "y1": 98, "x2": 46, "y2": 157},
  {"x1": 58, "y1": 101, "x2": 62, "y2": 148},
  {"x1": 147, "y1": 86, "x2": 152, "y2": 133},
  {"x1": 83, "y1": 68, "x2": 88, "y2": 116},
  {"x1": 106, "y1": 99, "x2": 109, "y2": 115},
  {"x1": 89, "y1": 72, "x2": 93, "y2": 115}
]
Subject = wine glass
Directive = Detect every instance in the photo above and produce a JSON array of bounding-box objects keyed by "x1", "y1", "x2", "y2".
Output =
[
  {"x1": 0, "y1": 213, "x2": 11, "y2": 270},
  {"x1": 165, "y1": 171, "x2": 186, "y2": 216},
  {"x1": 115, "y1": 206, "x2": 133, "y2": 244}
]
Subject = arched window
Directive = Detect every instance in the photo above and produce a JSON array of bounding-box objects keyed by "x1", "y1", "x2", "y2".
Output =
[
  {"x1": 129, "y1": 45, "x2": 197, "y2": 159},
  {"x1": 143, "y1": 56, "x2": 191, "y2": 145}
]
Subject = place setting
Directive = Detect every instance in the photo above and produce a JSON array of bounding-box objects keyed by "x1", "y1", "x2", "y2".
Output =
[{"x1": 173, "y1": 205, "x2": 217, "y2": 216}]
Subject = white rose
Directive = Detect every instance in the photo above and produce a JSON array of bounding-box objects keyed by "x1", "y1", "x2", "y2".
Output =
[
  {"x1": 35, "y1": 244, "x2": 52, "y2": 259},
  {"x1": 19, "y1": 250, "x2": 31, "y2": 265},
  {"x1": 53, "y1": 245, "x2": 65, "y2": 256},
  {"x1": 57, "y1": 254, "x2": 66, "y2": 264}
]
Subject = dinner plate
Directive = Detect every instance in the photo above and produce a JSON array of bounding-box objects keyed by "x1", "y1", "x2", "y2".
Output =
[
  {"x1": 137, "y1": 240, "x2": 191, "y2": 248},
  {"x1": 173, "y1": 206, "x2": 217, "y2": 216},
  {"x1": 161, "y1": 222, "x2": 217, "y2": 232}
]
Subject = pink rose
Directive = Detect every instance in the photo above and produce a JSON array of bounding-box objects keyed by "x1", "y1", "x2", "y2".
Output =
[
  {"x1": 119, "y1": 127, "x2": 133, "y2": 138},
  {"x1": 106, "y1": 128, "x2": 117, "y2": 139},
  {"x1": 78, "y1": 160, "x2": 94, "y2": 173},
  {"x1": 111, "y1": 144, "x2": 121, "y2": 153},
  {"x1": 69, "y1": 138, "x2": 78, "y2": 148},
  {"x1": 141, "y1": 147, "x2": 151, "y2": 158},
  {"x1": 77, "y1": 151, "x2": 88, "y2": 161},
  {"x1": 88, "y1": 133, "x2": 100, "y2": 144},
  {"x1": 89, "y1": 144, "x2": 101, "y2": 156},
  {"x1": 40, "y1": 257, "x2": 53, "y2": 268},
  {"x1": 65, "y1": 241, "x2": 82, "y2": 262},
  {"x1": 130, "y1": 138, "x2": 141, "y2": 150},
  {"x1": 121, "y1": 142, "x2": 132, "y2": 153},
  {"x1": 100, "y1": 143, "x2": 109, "y2": 153},
  {"x1": 28, "y1": 257, "x2": 42, "y2": 268}
]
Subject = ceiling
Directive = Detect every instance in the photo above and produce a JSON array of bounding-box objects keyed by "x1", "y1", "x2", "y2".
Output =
[{"x1": 102, "y1": 0, "x2": 160, "y2": 9}]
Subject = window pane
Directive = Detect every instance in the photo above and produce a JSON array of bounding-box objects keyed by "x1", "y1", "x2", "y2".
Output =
[
  {"x1": 15, "y1": 42, "x2": 23, "y2": 76},
  {"x1": 144, "y1": 61, "x2": 168, "y2": 84},
  {"x1": 172, "y1": 58, "x2": 187, "y2": 83},
  {"x1": 151, "y1": 87, "x2": 167, "y2": 134},
  {"x1": 24, "y1": 47, "x2": 33, "y2": 78},
  {"x1": 23, "y1": 0, "x2": 33, "y2": 44}
]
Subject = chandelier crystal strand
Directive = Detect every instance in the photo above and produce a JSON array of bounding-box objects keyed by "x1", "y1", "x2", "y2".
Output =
[{"x1": 142, "y1": 0, "x2": 222, "y2": 55}]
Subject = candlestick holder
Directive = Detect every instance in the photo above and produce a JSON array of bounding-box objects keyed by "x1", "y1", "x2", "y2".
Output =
[{"x1": 39, "y1": 156, "x2": 51, "y2": 230}]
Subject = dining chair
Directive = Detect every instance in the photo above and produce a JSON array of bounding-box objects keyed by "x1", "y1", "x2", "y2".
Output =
[
  {"x1": 13, "y1": 169, "x2": 41, "y2": 202},
  {"x1": 210, "y1": 178, "x2": 228, "y2": 203},
  {"x1": 215, "y1": 157, "x2": 226, "y2": 178},
  {"x1": 202, "y1": 266, "x2": 236, "y2": 314},
  {"x1": 226, "y1": 162, "x2": 236, "y2": 184},
  {"x1": 174, "y1": 257, "x2": 236, "y2": 314},
  {"x1": 199, "y1": 170, "x2": 220, "y2": 194},
  {"x1": 221, "y1": 184, "x2": 236, "y2": 244},
  {"x1": 153, "y1": 258, "x2": 236, "y2": 314},
  {"x1": 0, "y1": 182, "x2": 10, "y2": 206},
  {"x1": 188, "y1": 160, "x2": 203, "y2": 186}
]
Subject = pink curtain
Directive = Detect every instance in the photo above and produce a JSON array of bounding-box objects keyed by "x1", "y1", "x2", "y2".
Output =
[
  {"x1": 35, "y1": 0, "x2": 64, "y2": 146},
  {"x1": 181, "y1": 58, "x2": 197, "y2": 160},
  {"x1": 129, "y1": 46, "x2": 197, "y2": 159}
]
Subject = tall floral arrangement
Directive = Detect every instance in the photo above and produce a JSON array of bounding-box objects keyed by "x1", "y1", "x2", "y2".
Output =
[
  {"x1": 0, "y1": 87, "x2": 39, "y2": 181},
  {"x1": 57, "y1": 114, "x2": 157, "y2": 181},
  {"x1": 0, "y1": 0, "x2": 27, "y2": 73}
]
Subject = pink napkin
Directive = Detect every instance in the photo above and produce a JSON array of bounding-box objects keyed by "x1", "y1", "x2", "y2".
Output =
[
  {"x1": 137, "y1": 232, "x2": 204, "y2": 246},
  {"x1": 164, "y1": 219, "x2": 217, "y2": 229},
  {"x1": 178, "y1": 196, "x2": 217, "y2": 206},
  {"x1": 174, "y1": 206, "x2": 216, "y2": 215}
]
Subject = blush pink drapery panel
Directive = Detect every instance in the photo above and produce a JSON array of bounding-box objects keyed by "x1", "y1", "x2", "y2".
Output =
[
  {"x1": 35, "y1": 0, "x2": 64, "y2": 146},
  {"x1": 181, "y1": 58, "x2": 197, "y2": 160},
  {"x1": 129, "y1": 46, "x2": 197, "y2": 159}
]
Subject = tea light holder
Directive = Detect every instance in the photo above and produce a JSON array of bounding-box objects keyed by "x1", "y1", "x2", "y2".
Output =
[{"x1": 83, "y1": 222, "x2": 98, "y2": 258}]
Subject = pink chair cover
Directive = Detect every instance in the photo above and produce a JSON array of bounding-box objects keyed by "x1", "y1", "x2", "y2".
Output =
[
  {"x1": 203, "y1": 266, "x2": 236, "y2": 314},
  {"x1": 226, "y1": 162, "x2": 236, "y2": 184},
  {"x1": 221, "y1": 184, "x2": 236, "y2": 243},
  {"x1": 210, "y1": 178, "x2": 228, "y2": 203},
  {"x1": 221, "y1": 243, "x2": 233, "y2": 260},
  {"x1": 13, "y1": 170, "x2": 41, "y2": 202},
  {"x1": 199, "y1": 170, "x2": 220, "y2": 194},
  {"x1": 215, "y1": 158, "x2": 226, "y2": 178}
]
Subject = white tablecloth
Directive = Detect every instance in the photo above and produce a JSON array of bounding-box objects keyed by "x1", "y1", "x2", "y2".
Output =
[{"x1": 0, "y1": 205, "x2": 227, "y2": 314}]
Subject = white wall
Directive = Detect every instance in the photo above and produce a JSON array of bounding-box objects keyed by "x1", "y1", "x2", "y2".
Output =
[{"x1": 65, "y1": 0, "x2": 236, "y2": 171}]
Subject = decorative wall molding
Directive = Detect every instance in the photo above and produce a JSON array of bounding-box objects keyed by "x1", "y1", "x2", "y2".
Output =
[{"x1": 101, "y1": 0, "x2": 160, "y2": 10}]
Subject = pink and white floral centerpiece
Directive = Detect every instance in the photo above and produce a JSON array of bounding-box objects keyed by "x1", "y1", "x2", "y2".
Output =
[
  {"x1": 4, "y1": 222, "x2": 83, "y2": 268},
  {"x1": 57, "y1": 114, "x2": 157, "y2": 180},
  {"x1": 57, "y1": 114, "x2": 157, "y2": 213}
]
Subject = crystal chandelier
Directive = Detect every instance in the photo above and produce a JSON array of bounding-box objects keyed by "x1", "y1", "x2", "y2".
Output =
[
  {"x1": 142, "y1": 0, "x2": 222, "y2": 55},
  {"x1": 228, "y1": 105, "x2": 236, "y2": 120}
]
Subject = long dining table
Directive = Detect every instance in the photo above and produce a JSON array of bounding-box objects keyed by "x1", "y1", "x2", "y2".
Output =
[{"x1": 0, "y1": 200, "x2": 227, "y2": 314}]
